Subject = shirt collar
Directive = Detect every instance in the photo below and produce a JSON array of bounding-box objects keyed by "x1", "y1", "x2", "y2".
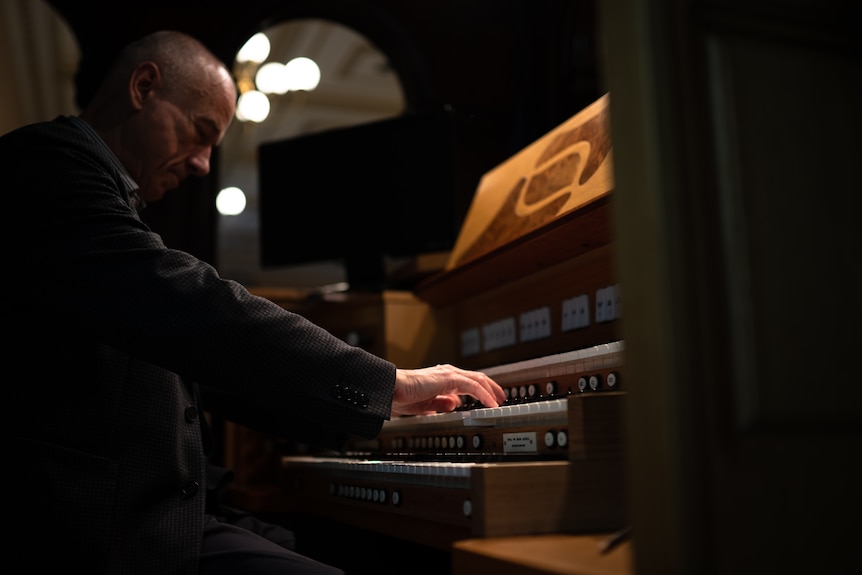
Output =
[{"x1": 68, "y1": 115, "x2": 143, "y2": 207}]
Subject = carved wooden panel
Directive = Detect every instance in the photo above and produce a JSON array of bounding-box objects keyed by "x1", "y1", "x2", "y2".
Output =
[{"x1": 447, "y1": 94, "x2": 614, "y2": 270}]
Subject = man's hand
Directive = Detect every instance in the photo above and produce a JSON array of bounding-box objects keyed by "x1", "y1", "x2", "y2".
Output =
[{"x1": 391, "y1": 364, "x2": 506, "y2": 417}]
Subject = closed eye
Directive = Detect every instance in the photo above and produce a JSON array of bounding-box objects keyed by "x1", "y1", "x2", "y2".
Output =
[{"x1": 196, "y1": 117, "x2": 222, "y2": 146}]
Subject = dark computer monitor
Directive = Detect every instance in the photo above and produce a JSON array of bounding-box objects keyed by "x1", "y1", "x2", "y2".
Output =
[{"x1": 258, "y1": 108, "x2": 462, "y2": 290}]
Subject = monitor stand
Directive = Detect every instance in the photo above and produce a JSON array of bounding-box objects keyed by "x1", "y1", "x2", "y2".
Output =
[{"x1": 344, "y1": 252, "x2": 387, "y2": 292}]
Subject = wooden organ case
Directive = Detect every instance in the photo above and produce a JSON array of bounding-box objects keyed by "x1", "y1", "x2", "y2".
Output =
[{"x1": 278, "y1": 94, "x2": 626, "y2": 549}]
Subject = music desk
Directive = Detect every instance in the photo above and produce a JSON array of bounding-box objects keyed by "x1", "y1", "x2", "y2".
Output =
[{"x1": 452, "y1": 533, "x2": 632, "y2": 575}]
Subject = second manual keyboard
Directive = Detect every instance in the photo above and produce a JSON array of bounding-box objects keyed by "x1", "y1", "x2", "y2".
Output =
[{"x1": 348, "y1": 341, "x2": 625, "y2": 460}]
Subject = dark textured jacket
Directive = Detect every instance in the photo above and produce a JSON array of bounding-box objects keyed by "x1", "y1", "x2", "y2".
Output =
[{"x1": 3, "y1": 116, "x2": 395, "y2": 574}]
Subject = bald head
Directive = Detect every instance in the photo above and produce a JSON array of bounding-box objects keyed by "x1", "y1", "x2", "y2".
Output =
[
  {"x1": 86, "y1": 31, "x2": 236, "y2": 116},
  {"x1": 80, "y1": 30, "x2": 238, "y2": 204}
]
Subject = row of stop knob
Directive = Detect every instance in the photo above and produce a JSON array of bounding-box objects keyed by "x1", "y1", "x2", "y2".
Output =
[{"x1": 501, "y1": 371, "x2": 621, "y2": 400}]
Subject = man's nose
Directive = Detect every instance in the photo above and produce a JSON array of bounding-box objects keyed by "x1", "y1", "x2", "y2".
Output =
[{"x1": 188, "y1": 147, "x2": 212, "y2": 177}]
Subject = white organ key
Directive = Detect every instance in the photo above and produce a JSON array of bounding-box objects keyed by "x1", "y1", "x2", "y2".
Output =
[
  {"x1": 466, "y1": 397, "x2": 567, "y2": 425},
  {"x1": 385, "y1": 409, "x2": 469, "y2": 429}
]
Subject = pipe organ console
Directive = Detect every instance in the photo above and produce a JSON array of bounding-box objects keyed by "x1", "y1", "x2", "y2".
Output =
[
  {"x1": 279, "y1": 94, "x2": 625, "y2": 548},
  {"x1": 281, "y1": 350, "x2": 626, "y2": 547}
]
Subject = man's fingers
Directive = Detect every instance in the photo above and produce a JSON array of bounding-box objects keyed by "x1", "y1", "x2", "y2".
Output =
[{"x1": 443, "y1": 365, "x2": 504, "y2": 407}]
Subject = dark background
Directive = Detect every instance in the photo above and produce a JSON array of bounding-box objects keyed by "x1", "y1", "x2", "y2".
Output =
[{"x1": 46, "y1": 0, "x2": 604, "y2": 267}]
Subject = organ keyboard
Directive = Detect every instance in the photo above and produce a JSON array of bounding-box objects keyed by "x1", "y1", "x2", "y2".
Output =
[
  {"x1": 353, "y1": 340, "x2": 624, "y2": 459},
  {"x1": 281, "y1": 343, "x2": 626, "y2": 547}
]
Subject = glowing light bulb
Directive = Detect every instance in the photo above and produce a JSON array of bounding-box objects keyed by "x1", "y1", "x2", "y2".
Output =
[
  {"x1": 284, "y1": 57, "x2": 321, "y2": 91},
  {"x1": 255, "y1": 62, "x2": 289, "y2": 94},
  {"x1": 216, "y1": 186, "x2": 247, "y2": 216},
  {"x1": 235, "y1": 90, "x2": 270, "y2": 122},
  {"x1": 236, "y1": 33, "x2": 270, "y2": 64}
]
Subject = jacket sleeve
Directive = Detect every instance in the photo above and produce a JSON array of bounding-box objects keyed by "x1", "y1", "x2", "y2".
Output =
[{"x1": 4, "y1": 117, "x2": 396, "y2": 440}]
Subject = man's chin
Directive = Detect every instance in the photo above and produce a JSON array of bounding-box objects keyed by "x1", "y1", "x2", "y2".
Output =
[
  {"x1": 140, "y1": 185, "x2": 173, "y2": 204},
  {"x1": 139, "y1": 191, "x2": 164, "y2": 204}
]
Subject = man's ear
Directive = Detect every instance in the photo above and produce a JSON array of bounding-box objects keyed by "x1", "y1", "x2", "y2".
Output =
[{"x1": 129, "y1": 62, "x2": 160, "y2": 110}]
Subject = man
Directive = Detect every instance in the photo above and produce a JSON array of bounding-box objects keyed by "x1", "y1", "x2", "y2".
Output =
[{"x1": 3, "y1": 30, "x2": 504, "y2": 574}]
